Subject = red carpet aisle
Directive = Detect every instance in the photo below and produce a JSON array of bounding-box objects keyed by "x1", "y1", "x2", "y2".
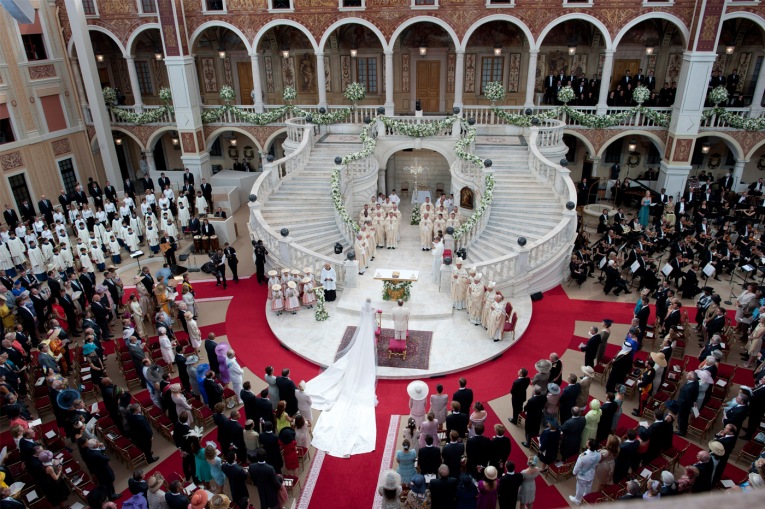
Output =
[{"x1": 220, "y1": 282, "x2": 639, "y2": 509}]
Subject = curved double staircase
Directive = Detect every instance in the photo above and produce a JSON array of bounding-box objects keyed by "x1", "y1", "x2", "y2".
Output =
[{"x1": 248, "y1": 117, "x2": 576, "y2": 296}]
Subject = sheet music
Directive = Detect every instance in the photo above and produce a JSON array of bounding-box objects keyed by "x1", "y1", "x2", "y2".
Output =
[
  {"x1": 630, "y1": 260, "x2": 640, "y2": 273},
  {"x1": 703, "y1": 263, "x2": 716, "y2": 277},
  {"x1": 661, "y1": 263, "x2": 673, "y2": 276},
  {"x1": 599, "y1": 257, "x2": 607, "y2": 269}
]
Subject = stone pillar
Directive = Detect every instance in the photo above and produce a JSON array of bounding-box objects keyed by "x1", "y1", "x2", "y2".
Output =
[
  {"x1": 732, "y1": 159, "x2": 749, "y2": 190},
  {"x1": 453, "y1": 50, "x2": 465, "y2": 111},
  {"x1": 589, "y1": 156, "x2": 601, "y2": 178},
  {"x1": 524, "y1": 49, "x2": 539, "y2": 108},
  {"x1": 251, "y1": 54, "x2": 264, "y2": 113},
  {"x1": 63, "y1": 0, "x2": 122, "y2": 189},
  {"x1": 657, "y1": 160, "x2": 692, "y2": 199},
  {"x1": 125, "y1": 56, "x2": 143, "y2": 109},
  {"x1": 144, "y1": 151, "x2": 158, "y2": 174},
  {"x1": 596, "y1": 50, "x2": 615, "y2": 115},
  {"x1": 378, "y1": 166, "x2": 386, "y2": 195},
  {"x1": 384, "y1": 50, "x2": 394, "y2": 115},
  {"x1": 344, "y1": 261, "x2": 359, "y2": 288},
  {"x1": 315, "y1": 52, "x2": 327, "y2": 109},
  {"x1": 750, "y1": 67, "x2": 765, "y2": 116},
  {"x1": 668, "y1": 52, "x2": 716, "y2": 133}
]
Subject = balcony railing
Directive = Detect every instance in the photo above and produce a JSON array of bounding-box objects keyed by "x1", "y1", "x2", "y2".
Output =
[
  {"x1": 699, "y1": 107, "x2": 752, "y2": 129},
  {"x1": 461, "y1": 105, "x2": 673, "y2": 129}
]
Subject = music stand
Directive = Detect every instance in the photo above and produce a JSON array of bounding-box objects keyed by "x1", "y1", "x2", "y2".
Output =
[{"x1": 130, "y1": 250, "x2": 145, "y2": 271}]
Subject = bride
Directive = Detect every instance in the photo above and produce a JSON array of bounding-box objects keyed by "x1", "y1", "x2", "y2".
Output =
[{"x1": 305, "y1": 299, "x2": 378, "y2": 457}]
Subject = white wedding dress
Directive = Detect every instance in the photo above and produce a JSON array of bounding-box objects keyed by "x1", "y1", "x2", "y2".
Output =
[{"x1": 305, "y1": 300, "x2": 378, "y2": 457}]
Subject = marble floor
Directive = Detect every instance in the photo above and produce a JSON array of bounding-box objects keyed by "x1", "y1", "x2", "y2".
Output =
[{"x1": 266, "y1": 203, "x2": 532, "y2": 379}]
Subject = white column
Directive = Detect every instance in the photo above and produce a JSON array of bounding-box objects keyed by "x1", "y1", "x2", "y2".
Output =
[
  {"x1": 144, "y1": 151, "x2": 158, "y2": 175},
  {"x1": 732, "y1": 159, "x2": 749, "y2": 189},
  {"x1": 524, "y1": 49, "x2": 539, "y2": 108},
  {"x1": 597, "y1": 49, "x2": 615, "y2": 115},
  {"x1": 750, "y1": 68, "x2": 765, "y2": 116},
  {"x1": 315, "y1": 52, "x2": 327, "y2": 109},
  {"x1": 589, "y1": 156, "x2": 601, "y2": 178},
  {"x1": 125, "y1": 56, "x2": 143, "y2": 110},
  {"x1": 384, "y1": 50, "x2": 394, "y2": 115},
  {"x1": 63, "y1": 0, "x2": 122, "y2": 189},
  {"x1": 453, "y1": 50, "x2": 465, "y2": 111},
  {"x1": 669, "y1": 52, "x2": 716, "y2": 134},
  {"x1": 251, "y1": 54, "x2": 264, "y2": 113}
]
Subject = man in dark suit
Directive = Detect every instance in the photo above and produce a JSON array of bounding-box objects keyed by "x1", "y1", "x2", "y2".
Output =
[
  {"x1": 726, "y1": 69, "x2": 740, "y2": 98},
  {"x1": 442, "y1": 430, "x2": 464, "y2": 479},
  {"x1": 620, "y1": 69, "x2": 633, "y2": 88},
  {"x1": 201, "y1": 179, "x2": 213, "y2": 206},
  {"x1": 19, "y1": 200, "x2": 35, "y2": 223},
  {"x1": 596, "y1": 393, "x2": 618, "y2": 442},
  {"x1": 258, "y1": 422, "x2": 283, "y2": 473},
  {"x1": 174, "y1": 347, "x2": 190, "y2": 392},
  {"x1": 490, "y1": 424, "x2": 511, "y2": 471},
  {"x1": 722, "y1": 393, "x2": 749, "y2": 430},
  {"x1": 498, "y1": 460, "x2": 523, "y2": 509},
  {"x1": 645, "y1": 70, "x2": 656, "y2": 91},
  {"x1": 188, "y1": 216, "x2": 201, "y2": 236},
  {"x1": 446, "y1": 401, "x2": 469, "y2": 439},
  {"x1": 743, "y1": 379, "x2": 765, "y2": 439},
  {"x1": 126, "y1": 403, "x2": 159, "y2": 462},
  {"x1": 103, "y1": 181, "x2": 117, "y2": 203},
  {"x1": 161, "y1": 234, "x2": 177, "y2": 266},
  {"x1": 240, "y1": 381, "x2": 259, "y2": 423},
  {"x1": 559, "y1": 407, "x2": 585, "y2": 460},
  {"x1": 3, "y1": 205, "x2": 19, "y2": 230},
  {"x1": 429, "y1": 465, "x2": 458, "y2": 509},
  {"x1": 453, "y1": 377, "x2": 473, "y2": 415},
  {"x1": 183, "y1": 168, "x2": 195, "y2": 186},
  {"x1": 204, "y1": 333, "x2": 219, "y2": 374},
  {"x1": 544, "y1": 73, "x2": 556, "y2": 104},
  {"x1": 223, "y1": 410, "x2": 247, "y2": 462},
  {"x1": 173, "y1": 412, "x2": 194, "y2": 481},
  {"x1": 559, "y1": 374, "x2": 580, "y2": 424},
  {"x1": 158, "y1": 173, "x2": 171, "y2": 191},
  {"x1": 127, "y1": 471, "x2": 148, "y2": 496},
  {"x1": 222, "y1": 451, "x2": 249, "y2": 503},
  {"x1": 613, "y1": 429, "x2": 639, "y2": 482},
  {"x1": 141, "y1": 173, "x2": 154, "y2": 193},
  {"x1": 522, "y1": 385, "x2": 546, "y2": 448},
  {"x1": 223, "y1": 243, "x2": 239, "y2": 283},
  {"x1": 249, "y1": 449, "x2": 281, "y2": 509},
  {"x1": 509, "y1": 368, "x2": 530, "y2": 425},
  {"x1": 417, "y1": 434, "x2": 441, "y2": 476},
  {"x1": 88, "y1": 179, "x2": 103, "y2": 209},
  {"x1": 165, "y1": 481, "x2": 190, "y2": 509},
  {"x1": 691, "y1": 451, "x2": 714, "y2": 493},
  {"x1": 644, "y1": 410, "x2": 673, "y2": 463},
  {"x1": 37, "y1": 195, "x2": 54, "y2": 225},
  {"x1": 276, "y1": 368, "x2": 298, "y2": 416},
  {"x1": 711, "y1": 425, "x2": 737, "y2": 485},
  {"x1": 90, "y1": 294, "x2": 111, "y2": 339},
  {"x1": 580, "y1": 326, "x2": 601, "y2": 368},
  {"x1": 676, "y1": 371, "x2": 699, "y2": 436},
  {"x1": 466, "y1": 423, "x2": 492, "y2": 479}
]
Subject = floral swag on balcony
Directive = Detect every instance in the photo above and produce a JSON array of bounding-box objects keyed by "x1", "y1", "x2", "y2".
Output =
[
  {"x1": 484, "y1": 82, "x2": 671, "y2": 128},
  {"x1": 103, "y1": 87, "x2": 174, "y2": 125},
  {"x1": 330, "y1": 169, "x2": 360, "y2": 234},
  {"x1": 200, "y1": 85, "x2": 357, "y2": 125},
  {"x1": 701, "y1": 86, "x2": 765, "y2": 131}
]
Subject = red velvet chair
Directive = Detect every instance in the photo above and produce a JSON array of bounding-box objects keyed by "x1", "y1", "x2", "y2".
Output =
[{"x1": 503, "y1": 311, "x2": 518, "y2": 341}]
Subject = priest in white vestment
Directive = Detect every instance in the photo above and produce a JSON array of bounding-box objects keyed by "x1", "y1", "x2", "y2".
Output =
[{"x1": 432, "y1": 236, "x2": 444, "y2": 284}]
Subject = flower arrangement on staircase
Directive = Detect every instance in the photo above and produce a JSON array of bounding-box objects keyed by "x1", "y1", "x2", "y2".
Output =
[{"x1": 314, "y1": 287, "x2": 329, "y2": 321}]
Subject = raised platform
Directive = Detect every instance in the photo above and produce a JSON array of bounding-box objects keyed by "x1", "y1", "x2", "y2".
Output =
[{"x1": 265, "y1": 206, "x2": 532, "y2": 378}]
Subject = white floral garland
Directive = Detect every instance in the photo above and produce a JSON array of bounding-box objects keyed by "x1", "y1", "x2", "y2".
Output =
[
  {"x1": 314, "y1": 287, "x2": 329, "y2": 321},
  {"x1": 103, "y1": 86, "x2": 174, "y2": 125},
  {"x1": 341, "y1": 122, "x2": 377, "y2": 164},
  {"x1": 294, "y1": 106, "x2": 354, "y2": 125},
  {"x1": 455, "y1": 125, "x2": 484, "y2": 167},
  {"x1": 701, "y1": 107, "x2": 765, "y2": 131},
  {"x1": 490, "y1": 105, "x2": 670, "y2": 128},
  {"x1": 344, "y1": 82, "x2": 366, "y2": 103},
  {"x1": 330, "y1": 169, "x2": 360, "y2": 233},
  {"x1": 452, "y1": 174, "x2": 495, "y2": 240},
  {"x1": 379, "y1": 116, "x2": 457, "y2": 137}
]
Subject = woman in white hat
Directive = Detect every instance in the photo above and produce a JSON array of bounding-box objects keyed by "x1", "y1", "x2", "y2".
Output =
[
  {"x1": 545, "y1": 383, "x2": 561, "y2": 421},
  {"x1": 377, "y1": 470, "x2": 402, "y2": 508},
  {"x1": 171, "y1": 383, "x2": 193, "y2": 423},
  {"x1": 478, "y1": 466, "x2": 499, "y2": 507},
  {"x1": 407, "y1": 380, "x2": 428, "y2": 427},
  {"x1": 301, "y1": 276, "x2": 317, "y2": 308},
  {"x1": 158, "y1": 326, "x2": 177, "y2": 373},
  {"x1": 266, "y1": 270, "x2": 280, "y2": 299},
  {"x1": 284, "y1": 281, "x2": 300, "y2": 315},
  {"x1": 650, "y1": 351, "x2": 668, "y2": 394},
  {"x1": 271, "y1": 284, "x2": 284, "y2": 315}
]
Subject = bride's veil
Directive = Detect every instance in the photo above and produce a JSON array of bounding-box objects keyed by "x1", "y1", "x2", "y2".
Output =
[{"x1": 335, "y1": 298, "x2": 377, "y2": 369}]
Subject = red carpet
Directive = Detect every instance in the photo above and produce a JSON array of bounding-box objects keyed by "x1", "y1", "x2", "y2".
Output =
[{"x1": 132, "y1": 281, "x2": 748, "y2": 508}]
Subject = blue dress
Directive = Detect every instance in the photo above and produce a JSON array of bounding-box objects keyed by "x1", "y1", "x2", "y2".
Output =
[
  {"x1": 638, "y1": 197, "x2": 651, "y2": 227},
  {"x1": 396, "y1": 449, "x2": 417, "y2": 483}
]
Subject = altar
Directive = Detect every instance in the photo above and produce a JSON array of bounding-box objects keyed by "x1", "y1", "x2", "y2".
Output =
[
  {"x1": 373, "y1": 269, "x2": 419, "y2": 301},
  {"x1": 411, "y1": 189, "x2": 432, "y2": 204}
]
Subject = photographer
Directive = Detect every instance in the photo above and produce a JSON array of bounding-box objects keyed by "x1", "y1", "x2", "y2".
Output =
[{"x1": 210, "y1": 249, "x2": 227, "y2": 290}]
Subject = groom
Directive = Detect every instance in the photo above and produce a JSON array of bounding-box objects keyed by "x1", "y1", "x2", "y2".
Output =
[{"x1": 392, "y1": 299, "x2": 410, "y2": 340}]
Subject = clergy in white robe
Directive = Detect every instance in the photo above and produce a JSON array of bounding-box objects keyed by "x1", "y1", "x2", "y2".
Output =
[
  {"x1": 354, "y1": 234, "x2": 367, "y2": 274},
  {"x1": 419, "y1": 214, "x2": 433, "y2": 250},
  {"x1": 384, "y1": 214, "x2": 398, "y2": 249},
  {"x1": 373, "y1": 212, "x2": 385, "y2": 247},
  {"x1": 321, "y1": 263, "x2": 337, "y2": 301},
  {"x1": 178, "y1": 203, "x2": 191, "y2": 228},
  {"x1": 78, "y1": 250, "x2": 94, "y2": 273},
  {"x1": 487, "y1": 294, "x2": 507, "y2": 341},
  {"x1": 163, "y1": 220, "x2": 178, "y2": 239},
  {"x1": 432, "y1": 237, "x2": 444, "y2": 284},
  {"x1": 125, "y1": 229, "x2": 140, "y2": 252},
  {"x1": 468, "y1": 274, "x2": 484, "y2": 325},
  {"x1": 27, "y1": 243, "x2": 47, "y2": 276},
  {"x1": 451, "y1": 260, "x2": 468, "y2": 310},
  {"x1": 6, "y1": 235, "x2": 25, "y2": 266},
  {"x1": 362, "y1": 225, "x2": 376, "y2": 261},
  {"x1": 195, "y1": 194, "x2": 209, "y2": 214},
  {"x1": 145, "y1": 225, "x2": 159, "y2": 254},
  {"x1": 481, "y1": 282, "x2": 497, "y2": 328},
  {"x1": 90, "y1": 243, "x2": 106, "y2": 271}
]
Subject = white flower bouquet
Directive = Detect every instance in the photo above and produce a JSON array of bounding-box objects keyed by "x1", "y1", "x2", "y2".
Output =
[
  {"x1": 158, "y1": 87, "x2": 172, "y2": 103},
  {"x1": 631, "y1": 85, "x2": 650, "y2": 105},
  {"x1": 708, "y1": 86, "x2": 729, "y2": 106},
  {"x1": 283, "y1": 87, "x2": 297, "y2": 102},
  {"x1": 344, "y1": 82, "x2": 366, "y2": 103},
  {"x1": 102, "y1": 87, "x2": 117, "y2": 106},
  {"x1": 484, "y1": 81, "x2": 506, "y2": 104},
  {"x1": 557, "y1": 86, "x2": 575, "y2": 104}
]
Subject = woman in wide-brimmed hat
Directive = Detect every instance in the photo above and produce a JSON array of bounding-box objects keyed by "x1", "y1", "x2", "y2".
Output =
[
  {"x1": 544, "y1": 383, "x2": 561, "y2": 421},
  {"x1": 146, "y1": 473, "x2": 168, "y2": 509},
  {"x1": 378, "y1": 470, "x2": 402, "y2": 509},
  {"x1": 532, "y1": 359, "x2": 552, "y2": 395},
  {"x1": 478, "y1": 466, "x2": 499, "y2": 508},
  {"x1": 407, "y1": 380, "x2": 428, "y2": 428}
]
